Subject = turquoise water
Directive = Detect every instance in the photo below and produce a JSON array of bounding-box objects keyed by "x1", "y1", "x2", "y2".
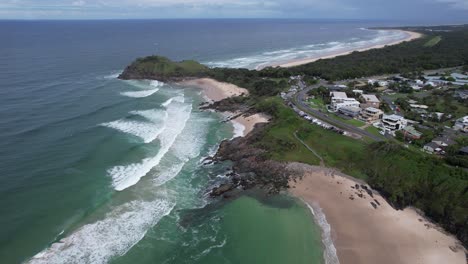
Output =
[{"x1": 0, "y1": 19, "x2": 408, "y2": 263}]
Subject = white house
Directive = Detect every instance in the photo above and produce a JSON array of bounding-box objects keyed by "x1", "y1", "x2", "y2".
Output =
[
  {"x1": 453, "y1": 116, "x2": 468, "y2": 133},
  {"x1": 378, "y1": 80, "x2": 389, "y2": 87},
  {"x1": 330, "y1": 92, "x2": 360, "y2": 111},
  {"x1": 381, "y1": 114, "x2": 407, "y2": 131},
  {"x1": 352, "y1": 89, "x2": 364, "y2": 95}
]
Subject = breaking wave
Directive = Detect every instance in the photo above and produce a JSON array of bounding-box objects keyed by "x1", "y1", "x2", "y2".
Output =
[
  {"x1": 108, "y1": 99, "x2": 192, "y2": 191},
  {"x1": 120, "y1": 88, "x2": 159, "y2": 98},
  {"x1": 29, "y1": 199, "x2": 175, "y2": 264},
  {"x1": 120, "y1": 80, "x2": 165, "y2": 98},
  {"x1": 101, "y1": 109, "x2": 168, "y2": 143}
]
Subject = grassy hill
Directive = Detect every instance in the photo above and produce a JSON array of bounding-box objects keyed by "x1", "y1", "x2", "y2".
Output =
[{"x1": 118, "y1": 55, "x2": 210, "y2": 81}]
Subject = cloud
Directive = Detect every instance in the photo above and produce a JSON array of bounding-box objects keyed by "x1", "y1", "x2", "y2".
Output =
[
  {"x1": 436, "y1": 0, "x2": 468, "y2": 9},
  {"x1": 72, "y1": 0, "x2": 86, "y2": 6},
  {"x1": 0, "y1": 0, "x2": 466, "y2": 19}
]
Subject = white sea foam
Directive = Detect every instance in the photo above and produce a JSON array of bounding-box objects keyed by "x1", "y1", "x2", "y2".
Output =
[
  {"x1": 101, "y1": 119, "x2": 162, "y2": 143},
  {"x1": 108, "y1": 100, "x2": 192, "y2": 191},
  {"x1": 103, "y1": 71, "x2": 122, "y2": 79},
  {"x1": 305, "y1": 202, "x2": 340, "y2": 264},
  {"x1": 153, "y1": 113, "x2": 211, "y2": 187},
  {"x1": 204, "y1": 29, "x2": 407, "y2": 69},
  {"x1": 231, "y1": 120, "x2": 245, "y2": 138},
  {"x1": 29, "y1": 199, "x2": 175, "y2": 264},
  {"x1": 120, "y1": 88, "x2": 159, "y2": 98},
  {"x1": 153, "y1": 162, "x2": 186, "y2": 187}
]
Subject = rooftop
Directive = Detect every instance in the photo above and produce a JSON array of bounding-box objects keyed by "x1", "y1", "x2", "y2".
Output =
[
  {"x1": 383, "y1": 114, "x2": 405, "y2": 121},
  {"x1": 362, "y1": 94, "x2": 380, "y2": 103},
  {"x1": 330, "y1": 91, "x2": 348, "y2": 99},
  {"x1": 365, "y1": 107, "x2": 382, "y2": 113}
]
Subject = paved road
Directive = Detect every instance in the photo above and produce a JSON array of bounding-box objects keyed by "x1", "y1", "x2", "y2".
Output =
[{"x1": 292, "y1": 84, "x2": 384, "y2": 142}]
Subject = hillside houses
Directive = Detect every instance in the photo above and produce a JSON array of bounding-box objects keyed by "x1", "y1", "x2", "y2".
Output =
[{"x1": 453, "y1": 116, "x2": 468, "y2": 132}]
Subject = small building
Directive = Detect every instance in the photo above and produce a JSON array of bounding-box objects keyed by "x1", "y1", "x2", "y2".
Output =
[
  {"x1": 453, "y1": 116, "x2": 468, "y2": 133},
  {"x1": 432, "y1": 136, "x2": 455, "y2": 147},
  {"x1": 410, "y1": 104, "x2": 429, "y2": 110},
  {"x1": 360, "y1": 107, "x2": 383, "y2": 123},
  {"x1": 423, "y1": 142, "x2": 441, "y2": 154},
  {"x1": 352, "y1": 89, "x2": 364, "y2": 95},
  {"x1": 454, "y1": 90, "x2": 468, "y2": 100},
  {"x1": 381, "y1": 114, "x2": 407, "y2": 131},
  {"x1": 378, "y1": 80, "x2": 389, "y2": 87},
  {"x1": 459, "y1": 146, "x2": 468, "y2": 155},
  {"x1": 402, "y1": 126, "x2": 422, "y2": 140},
  {"x1": 360, "y1": 94, "x2": 380, "y2": 108},
  {"x1": 339, "y1": 106, "x2": 361, "y2": 117}
]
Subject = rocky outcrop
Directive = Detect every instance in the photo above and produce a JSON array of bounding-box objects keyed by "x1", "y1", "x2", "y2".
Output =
[{"x1": 209, "y1": 123, "x2": 292, "y2": 197}]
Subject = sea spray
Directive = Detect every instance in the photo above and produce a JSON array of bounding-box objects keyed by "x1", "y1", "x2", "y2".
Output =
[
  {"x1": 231, "y1": 120, "x2": 245, "y2": 138},
  {"x1": 120, "y1": 88, "x2": 159, "y2": 98},
  {"x1": 108, "y1": 99, "x2": 192, "y2": 191},
  {"x1": 305, "y1": 201, "x2": 340, "y2": 264},
  {"x1": 29, "y1": 199, "x2": 176, "y2": 264}
]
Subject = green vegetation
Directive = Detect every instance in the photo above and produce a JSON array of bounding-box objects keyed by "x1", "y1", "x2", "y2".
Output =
[
  {"x1": 120, "y1": 24, "x2": 468, "y2": 247},
  {"x1": 424, "y1": 35, "x2": 442, "y2": 47},
  {"x1": 364, "y1": 142, "x2": 468, "y2": 245},
  {"x1": 286, "y1": 26, "x2": 468, "y2": 80},
  {"x1": 254, "y1": 98, "x2": 467, "y2": 246},
  {"x1": 119, "y1": 55, "x2": 209, "y2": 80}
]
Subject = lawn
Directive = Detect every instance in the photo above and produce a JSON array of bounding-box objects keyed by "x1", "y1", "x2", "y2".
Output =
[
  {"x1": 424, "y1": 36, "x2": 442, "y2": 47},
  {"x1": 307, "y1": 98, "x2": 327, "y2": 111},
  {"x1": 257, "y1": 97, "x2": 368, "y2": 180},
  {"x1": 365, "y1": 126, "x2": 382, "y2": 137}
]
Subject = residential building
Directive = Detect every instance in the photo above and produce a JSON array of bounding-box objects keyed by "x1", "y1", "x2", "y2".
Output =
[
  {"x1": 381, "y1": 114, "x2": 407, "y2": 131},
  {"x1": 453, "y1": 116, "x2": 468, "y2": 133},
  {"x1": 410, "y1": 104, "x2": 429, "y2": 110},
  {"x1": 330, "y1": 92, "x2": 360, "y2": 111},
  {"x1": 423, "y1": 142, "x2": 441, "y2": 154},
  {"x1": 339, "y1": 106, "x2": 361, "y2": 117},
  {"x1": 459, "y1": 146, "x2": 468, "y2": 155},
  {"x1": 454, "y1": 90, "x2": 468, "y2": 100},
  {"x1": 360, "y1": 107, "x2": 383, "y2": 122},
  {"x1": 402, "y1": 126, "x2": 422, "y2": 140},
  {"x1": 432, "y1": 136, "x2": 455, "y2": 147},
  {"x1": 378, "y1": 80, "x2": 389, "y2": 87},
  {"x1": 360, "y1": 94, "x2": 380, "y2": 108},
  {"x1": 352, "y1": 89, "x2": 364, "y2": 95}
]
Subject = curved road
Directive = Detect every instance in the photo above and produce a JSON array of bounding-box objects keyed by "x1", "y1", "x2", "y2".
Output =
[{"x1": 292, "y1": 86, "x2": 384, "y2": 141}]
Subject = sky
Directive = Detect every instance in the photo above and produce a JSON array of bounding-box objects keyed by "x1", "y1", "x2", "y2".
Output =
[{"x1": 0, "y1": 0, "x2": 468, "y2": 22}]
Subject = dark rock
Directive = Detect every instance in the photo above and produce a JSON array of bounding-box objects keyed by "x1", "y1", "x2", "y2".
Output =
[
  {"x1": 210, "y1": 183, "x2": 235, "y2": 197},
  {"x1": 370, "y1": 202, "x2": 377, "y2": 209}
]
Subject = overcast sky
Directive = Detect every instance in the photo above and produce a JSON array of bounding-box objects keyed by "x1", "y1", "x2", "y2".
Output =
[{"x1": 1, "y1": 0, "x2": 468, "y2": 22}]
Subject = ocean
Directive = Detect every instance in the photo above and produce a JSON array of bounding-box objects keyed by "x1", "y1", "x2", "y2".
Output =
[{"x1": 0, "y1": 19, "x2": 407, "y2": 264}]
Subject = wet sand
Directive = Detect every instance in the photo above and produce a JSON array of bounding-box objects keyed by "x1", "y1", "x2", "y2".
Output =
[{"x1": 287, "y1": 163, "x2": 466, "y2": 264}]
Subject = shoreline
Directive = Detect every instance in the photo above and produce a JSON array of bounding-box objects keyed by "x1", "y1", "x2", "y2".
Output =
[
  {"x1": 179, "y1": 78, "x2": 269, "y2": 137},
  {"x1": 258, "y1": 30, "x2": 422, "y2": 69},
  {"x1": 287, "y1": 163, "x2": 466, "y2": 264}
]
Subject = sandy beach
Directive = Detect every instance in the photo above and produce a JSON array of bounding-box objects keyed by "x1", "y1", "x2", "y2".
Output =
[
  {"x1": 180, "y1": 78, "x2": 269, "y2": 137},
  {"x1": 287, "y1": 163, "x2": 466, "y2": 264},
  {"x1": 261, "y1": 30, "x2": 422, "y2": 69},
  {"x1": 180, "y1": 78, "x2": 248, "y2": 102},
  {"x1": 232, "y1": 113, "x2": 270, "y2": 136}
]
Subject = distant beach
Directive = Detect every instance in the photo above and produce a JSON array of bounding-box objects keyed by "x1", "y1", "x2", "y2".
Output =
[
  {"x1": 288, "y1": 163, "x2": 466, "y2": 264},
  {"x1": 259, "y1": 30, "x2": 422, "y2": 69}
]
